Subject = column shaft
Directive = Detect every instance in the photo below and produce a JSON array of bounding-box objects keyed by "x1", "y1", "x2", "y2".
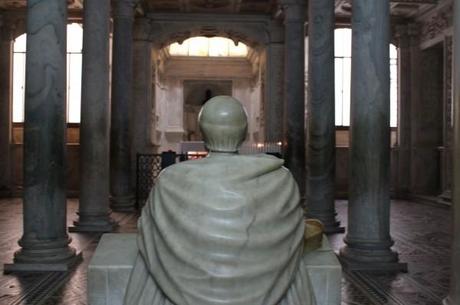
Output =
[
  {"x1": 132, "y1": 39, "x2": 153, "y2": 146},
  {"x1": 110, "y1": 0, "x2": 136, "y2": 212},
  {"x1": 394, "y1": 25, "x2": 414, "y2": 197},
  {"x1": 282, "y1": 0, "x2": 306, "y2": 197},
  {"x1": 71, "y1": 0, "x2": 115, "y2": 232},
  {"x1": 439, "y1": 37, "x2": 453, "y2": 203},
  {"x1": 132, "y1": 19, "x2": 155, "y2": 190},
  {"x1": 5, "y1": 0, "x2": 78, "y2": 271},
  {"x1": 339, "y1": 0, "x2": 406, "y2": 272},
  {"x1": 264, "y1": 42, "x2": 285, "y2": 143},
  {"x1": 444, "y1": 1, "x2": 460, "y2": 303},
  {"x1": 0, "y1": 30, "x2": 12, "y2": 196},
  {"x1": 306, "y1": 0, "x2": 343, "y2": 233}
]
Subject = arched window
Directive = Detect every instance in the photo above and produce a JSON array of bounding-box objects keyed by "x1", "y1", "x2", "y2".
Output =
[
  {"x1": 334, "y1": 28, "x2": 398, "y2": 127},
  {"x1": 12, "y1": 23, "x2": 83, "y2": 123},
  {"x1": 168, "y1": 36, "x2": 248, "y2": 57}
]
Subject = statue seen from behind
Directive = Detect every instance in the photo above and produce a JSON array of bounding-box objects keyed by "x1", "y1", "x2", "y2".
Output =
[{"x1": 124, "y1": 96, "x2": 316, "y2": 305}]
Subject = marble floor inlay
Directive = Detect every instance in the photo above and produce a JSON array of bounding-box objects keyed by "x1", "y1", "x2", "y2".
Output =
[{"x1": 0, "y1": 198, "x2": 451, "y2": 305}]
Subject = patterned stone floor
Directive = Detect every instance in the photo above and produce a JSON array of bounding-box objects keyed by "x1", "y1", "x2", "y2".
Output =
[{"x1": 0, "y1": 198, "x2": 452, "y2": 305}]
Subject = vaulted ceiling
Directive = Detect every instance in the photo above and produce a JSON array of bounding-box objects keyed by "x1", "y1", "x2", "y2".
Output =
[{"x1": 0, "y1": 0, "x2": 441, "y2": 21}]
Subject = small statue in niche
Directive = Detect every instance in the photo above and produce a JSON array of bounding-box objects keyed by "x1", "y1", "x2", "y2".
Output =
[
  {"x1": 202, "y1": 88, "x2": 213, "y2": 105},
  {"x1": 124, "y1": 96, "x2": 321, "y2": 305}
]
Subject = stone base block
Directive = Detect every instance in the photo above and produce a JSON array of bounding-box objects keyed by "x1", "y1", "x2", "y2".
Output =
[
  {"x1": 338, "y1": 256, "x2": 408, "y2": 273},
  {"x1": 303, "y1": 237, "x2": 342, "y2": 305},
  {"x1": 324, "y1": 225, "x2": 345, "y2": 235},
  {"x1": 4, "y1": 252, "x2": 82, "y2": 273},
  {"x1": 88, "y1": 233, "x2": 342, "y2": 305},
  {"x1": 88, "y1": 234, "x2": 138, "y2": 305},
  {"x1": 110, "y1": 196, "x2": 136, "y2": 212},
  {"x1": 69, "y1": 219, "x2": 118, "y2": 233},
  {"x1": 306, "y1": 213, "x2": 345, "y2": 235}
]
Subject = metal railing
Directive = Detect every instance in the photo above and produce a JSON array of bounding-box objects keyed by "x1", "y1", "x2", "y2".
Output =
[
  {"x1": 136, "y1": 152, "x2": 207, "y2": 209},
  {"x1": 136, "y1": 146, "x2": 283, "y2": 209}
]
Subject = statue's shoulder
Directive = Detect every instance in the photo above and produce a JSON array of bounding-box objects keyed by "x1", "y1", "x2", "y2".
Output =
[
  {"x1": 156, "y1": 158, "x2": 210, "y2": 179},
  {"x1": 157, "y1": 153, "x2": 289, "y2": 185}
]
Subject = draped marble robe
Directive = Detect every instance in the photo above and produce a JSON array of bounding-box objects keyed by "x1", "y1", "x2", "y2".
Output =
[{"x1": 124, "y1": 154, "x2": 315, "y2": 305}]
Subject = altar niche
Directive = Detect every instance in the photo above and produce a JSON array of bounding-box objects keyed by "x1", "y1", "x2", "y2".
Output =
[{"x1": 183, "y1": 80, "x2": 232, "y2": 141}]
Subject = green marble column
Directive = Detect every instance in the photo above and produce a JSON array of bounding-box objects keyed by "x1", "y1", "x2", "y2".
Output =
[
  {"x1": 339, "y1": 0, "x2": 406, "y2": 272},
  {"x1": 110, "y1": 0, "x2": 138, "y2": 212},
  {"x1": 306, "y1": 0, "x2": 343, "y2": 234},
  {"x1": 5, "y1": 0, "x2": 79, "y2": 272},
  {"x1": 444, "y1": 1, "x2": 460, "y2": 303},
  {"x1": 71, "y1": 0, "x2": 115, "y2": 232},
  {"x1": 280, "y1": 0, "x2": 306, "y2": 198}
]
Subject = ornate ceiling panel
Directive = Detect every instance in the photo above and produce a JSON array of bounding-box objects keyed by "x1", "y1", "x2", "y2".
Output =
[
  {"x1": 0, "y1": 0, "x2": 83, "y2": 10},
  {"x1": 0, "y1": 0, "x2": 23, "y2": 9},
  {"x1": 142, "y1": 0, "x2": 273, "y2": 14},
  {"x1": 335, "y1": 0, "x2": 438, "y2": 19},
  {"x1": 0, "y1": 0, "x2": 442, "y2": 20}
]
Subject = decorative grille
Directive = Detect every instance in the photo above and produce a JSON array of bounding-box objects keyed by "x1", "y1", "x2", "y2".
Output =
[{"x1": 136, "y1": 153, "x2": 207, "y2": 209}]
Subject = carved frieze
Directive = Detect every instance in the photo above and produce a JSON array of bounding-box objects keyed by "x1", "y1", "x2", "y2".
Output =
[{"x1": 419, "y1": 3, "x2": 453, "y2": 44}]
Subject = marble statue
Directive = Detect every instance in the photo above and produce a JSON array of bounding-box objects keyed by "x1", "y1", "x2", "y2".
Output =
[{"x1": 124, "y1": 96, "x2": 318, "y2": 305}]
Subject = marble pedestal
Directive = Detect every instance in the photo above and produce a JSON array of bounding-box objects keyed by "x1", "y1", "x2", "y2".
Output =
[{"x1": 88, "y1": 234, "x2": 342, "y2": 305}]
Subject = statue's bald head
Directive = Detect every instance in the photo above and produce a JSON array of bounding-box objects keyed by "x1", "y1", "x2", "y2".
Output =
[{"x1": 198, "y1": 96, "x2": 248, "y2": 152}]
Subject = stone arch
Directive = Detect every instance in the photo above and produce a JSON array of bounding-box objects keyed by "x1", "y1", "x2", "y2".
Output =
[{"x1": 147, "y1": 17, "x2": 271, "y2": 50}]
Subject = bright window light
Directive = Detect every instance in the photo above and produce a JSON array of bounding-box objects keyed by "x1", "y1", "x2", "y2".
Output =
[
  {"x1": 169, "y1": 40, "x2": 189, "y2": 56},
  {"x1": 209, "y1": 37, "x2": 229, "y2": 57},
  {"x1": 169, "y1": 36, "x2": 248, "y2": 57},
  {"x1": 334, "y1": 28, "x2": 398, "y2": 127},
  {"x1": 229, "y1": 42, "x2": 248, "y2": 57},
  {"x1": 12, "y1": 34, "x2": 26, "y2": 123},
  {"x1": 188, "y1": 37, "x2": 209, "y2": 56},
  {"x1": 13, "y1": 23, "x2": 83, "y2": 123}
]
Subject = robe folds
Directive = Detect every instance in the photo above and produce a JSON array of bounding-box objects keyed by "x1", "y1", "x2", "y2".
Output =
[{"x1": 124, "y1": 153, "x2": 314, "y2": 305}]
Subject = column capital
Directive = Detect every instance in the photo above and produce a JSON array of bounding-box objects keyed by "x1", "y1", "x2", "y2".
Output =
[
  {"x1": 134, "y1": 17, "x2": 152, "y2": 41},
  {"x1": 394, "y1": 23, "x2": 419, "y2": 47},
  {"x1": 113, "y1": 0, "x2": 139, "y2": 19},
  {"x1": 279, "y1": 0, "x2": 306, "y2": 22},
  {"x1": 395, "y1": 23, "x2": 419, "y2": 39},
  {"x1": 2, "y1": 26, "x2": 16, "y2": 42},
  {"x1": 0, "y1": 15, "x2": 20, "y2": 42}
]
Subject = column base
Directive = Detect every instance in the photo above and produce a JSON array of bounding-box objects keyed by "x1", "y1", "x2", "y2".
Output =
[
  {"x1": 110, "y1": 195, "x2": 136, "y2": 212},
  {"x1": 308, "y1": 215, "x2": 345, "y2": 234},
  {"x1": 306, "y1": 212, "x2": 345, "y2": 234},
  {"x1": 339, "y1": 255, "x2": 407, "y2": 272},
  {"x1": 69, "y1": 213, "x2": 118, "y2": 233},
  {"x1": 339, "y1": 246, "x2": 407, "y2": 272},
  {"x1": 4, "y1": 246, "x2": 82, "y2": 273},
  {"x1": 438, "y1": 190, "x2": 452, "y2": 205},
  {"x1": 324, "y1": 223, "x2": 345, "y2": 234}
]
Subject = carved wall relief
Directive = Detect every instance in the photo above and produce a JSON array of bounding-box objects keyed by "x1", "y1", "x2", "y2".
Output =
[{"x1": 419, "y1": 2, "x2": 453, "y2": 47}]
